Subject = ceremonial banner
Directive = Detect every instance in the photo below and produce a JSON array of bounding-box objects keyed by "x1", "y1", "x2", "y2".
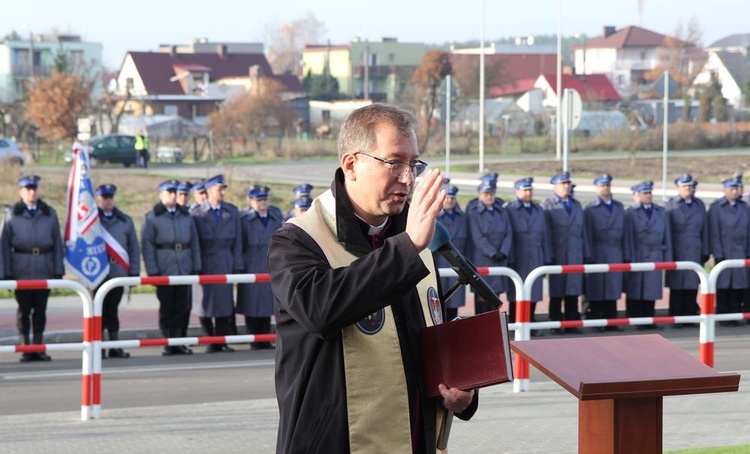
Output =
[{"x1": 64, "y1": 142, "x2": 110, "y2": 289}]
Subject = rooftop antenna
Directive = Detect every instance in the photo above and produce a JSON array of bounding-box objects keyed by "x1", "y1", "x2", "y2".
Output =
[{"x1": 638, "y1": 0, "x2": 644, "y2": 27}]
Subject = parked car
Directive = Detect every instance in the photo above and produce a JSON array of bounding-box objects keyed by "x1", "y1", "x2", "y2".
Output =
[
  {"x1": 89, "y1": 134, "x2": 139, "y2": 167},
  {"x1": 0, "y1": 137, "x2": 26, "y2": 165}
]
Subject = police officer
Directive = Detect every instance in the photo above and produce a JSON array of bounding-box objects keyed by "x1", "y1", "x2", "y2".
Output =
[
  {"x1": 176, "y1": 181, "x2": 191, "y2": 207},
  {"x1": 190, "y1": 174, "x2": 243, "y2": 352},
  {"x1": 434, "y1": 180, "x2": 468, "y2": 322},
  {"x1": 285, "y1": 183, "x2": 313, "y2": 220},
  {"x1": 465, "y1": 172, "x2": 503, "y2": 214},
  {"x1": 290, "y1": 197, "x2": 312, "y2": 218},
  {"x1": 708, "y1": 175, "x2": 750, "y2": 326},
  {"x1": 505, "y1": 177, "x2": 550, "y2": 336},
  {"x1": 583, "y1": 174, "x2": 627, "y2": 331},
  {"x1": 2, "y1": 175, "x2": 64, "y2": 362},
  {"x1": 237, "y1": 185, "x2": 283, "y2": 349},
  {"x1": 95, "y1": 184, "x2": 141, "y2": 358},
  {"x1": 141, "y1": 179, "x2": 201, "y2": 356},
  {"x1": 466, "y1": 174, "x2": 512, "y2": 314},
  {"x1": 624, "y1": 181, "x2": 672, "y2": 329},
  {"x1": 666, "y1": 174, "x2": 708, "y2": 326},
  {"x1": 541, "y1": 171, "x2": 589, "y2": 334},
  {"x1": 190, "y1": 180, "x2": 207, "y2": 209}
]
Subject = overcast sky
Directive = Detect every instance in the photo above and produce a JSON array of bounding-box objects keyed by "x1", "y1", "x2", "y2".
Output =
[{"x1": 3, "y1": 0, "x2": 745, "y2": 68}]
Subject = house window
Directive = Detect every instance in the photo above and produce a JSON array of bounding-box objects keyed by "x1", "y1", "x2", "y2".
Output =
[
  {"x1": 126, "y1": 78, "x2": 134, "y2": 91},
  {"x1": 164, "y1": 105, "x2": 178, "y2": 116},
  {"x1": 618, "y1": 75, "x2": 625, "y2": 86},
  {"x1": 370, "y1": 53, "x2": 378, "y2": 66},
  {"x1": 70, "y1": 50, "x2": 85, "y2": 66},
  {"x1": 641, "y1": 51, "x2": 646, "y2": 60},
  {"x1": 388, "y1": 53, "x2": 395, "y2": 63}
]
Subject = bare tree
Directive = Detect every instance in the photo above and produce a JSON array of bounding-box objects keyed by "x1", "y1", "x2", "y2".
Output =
[
  {"x1": 645, "y1": 17, "x2": 705, "y2": 94},
  {"x1": 266, "y1": 13, "x2": 327, "y2": 76},
  {"x1": 209, "y1": 79, "x2": 296, "y2": 156},
  {"x1": 412, "y1": 50, "x2": 452, "y2": 152}
]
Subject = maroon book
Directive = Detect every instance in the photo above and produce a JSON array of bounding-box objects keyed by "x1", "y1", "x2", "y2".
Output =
[{"x1": 420, "y1": 310, "x2": 513, "y2": 399}]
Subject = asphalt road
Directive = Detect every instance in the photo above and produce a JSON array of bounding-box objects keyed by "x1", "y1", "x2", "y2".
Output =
[{"x1": 1, "y1": 329, "x2": 748, "y2": 418}]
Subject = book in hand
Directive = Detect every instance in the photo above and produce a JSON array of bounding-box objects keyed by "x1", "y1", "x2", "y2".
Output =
[{"x1": 420, "y1": 310, "x2": 513, "y2": 399}]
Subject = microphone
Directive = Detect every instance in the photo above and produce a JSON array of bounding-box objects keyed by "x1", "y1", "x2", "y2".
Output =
[{"x1": 428, "y1": 222, "x2": 503, "y2": 309}]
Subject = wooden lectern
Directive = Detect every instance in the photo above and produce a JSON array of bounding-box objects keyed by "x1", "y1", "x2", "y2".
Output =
[{"x1": 511, "y1": 334, "x2": 740, "y2": 453}]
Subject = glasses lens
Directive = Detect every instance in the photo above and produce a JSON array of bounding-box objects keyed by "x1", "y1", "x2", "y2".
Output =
[{"x1": 413, "y1": 163, "x2": 428, "y2": 177}]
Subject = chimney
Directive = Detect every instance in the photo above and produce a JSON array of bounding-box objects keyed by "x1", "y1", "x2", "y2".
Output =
[
  {"x1": 217, "y1": 44, "x2": 227, "y2": 59},
  {"x1": 603, "y1": 26, "x2": 616, "y2": 38},
  {"x1": 170, "y1": 45, "x2": 178, "y2": 58}
]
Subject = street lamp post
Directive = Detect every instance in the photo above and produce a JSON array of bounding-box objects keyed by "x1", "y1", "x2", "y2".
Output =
[{"x1": 479, "y1": 0, "x2": 486, "y2": 173}]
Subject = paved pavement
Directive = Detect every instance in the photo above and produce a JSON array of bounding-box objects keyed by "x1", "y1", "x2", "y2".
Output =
[
  {"x1": 0, "y1": 372, "x2": 747, "y2": 453},
  {"x1": 1, "y1": 292, "x2": 749, "y2": 452}
]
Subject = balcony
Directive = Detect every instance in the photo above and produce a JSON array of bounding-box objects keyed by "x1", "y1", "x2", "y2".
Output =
[
  {"x1": 11, "y1": 64, "x2": 53, "y2": 77},
  {"x1": 354, "y1": 65, "x2": 394, "y2": 79}
]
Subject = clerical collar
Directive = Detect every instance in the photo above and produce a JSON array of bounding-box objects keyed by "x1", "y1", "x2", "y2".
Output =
[{"x1": 354, "y1": 213, "x2": 388, "y2": 236}]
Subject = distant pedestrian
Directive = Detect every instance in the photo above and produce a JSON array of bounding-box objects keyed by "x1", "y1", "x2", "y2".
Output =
[
  {"x1": 141, "y1": 179, "x2": 201, "y2": 356},
  {"x1": 624, "y1": 181, "x2": 672, "y2": 329},
  {"x1": 583, "y1": 174, "x2": 627, "y2": 331},
  {"x1": 190, "y1": 175, "x2": 243, "y2": 352},
  {"x1": 466, "y1": 173, "x2": 512, "y2": 314},
  {"x1": 2, "y1": 175, "x2": 64, "y2": 362},
  {"x1": 95, "y1": 184, "x2": 141, "y2": 358},
  {"x1": 237, "y1": 185, "x2": 283, "y2": 349},
  {"x1": 541, "y1": 171, "x2": 590, "y2": 334},
  {"x1": 505, "y1": 177, "x2": 550, "y2": 336},
  {"x1": 665, "y1": 174, "x2": 708, "y2": 326},
  {"x1": 135, "y1": 133, "x2": 150, "y2": 168}
]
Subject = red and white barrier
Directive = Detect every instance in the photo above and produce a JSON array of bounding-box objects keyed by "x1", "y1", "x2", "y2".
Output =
[
  {"x1": 705, "y1": 259, "x2": 750, "y2": 367},
  {"x1": 0, "y1": 279, "x2": 94, "y2": 420},
  {"x1": 516, "y1": 261, "x2": 709, "y2": 392},
  {"x1": 91, "y1": 273, "x2": 271, "y2": 419}
]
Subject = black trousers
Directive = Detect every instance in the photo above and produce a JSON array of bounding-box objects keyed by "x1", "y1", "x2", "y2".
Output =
[
  {"x1": 626, "y1": 299, "x2": 656, "y2": 318},
  {"x1": 717, "y1": 289, "x2": 743, "y2": 314},
  {"x1": 156, "y1": 286, "x2": 189, "y2": 330},
  {"x1": 101, "y1": 287, "x2": 124, "y2": 333},
  {"x1": 548, "y1": 296, "x2": 580, "y2": 322},
  {"x1": 588, "y1": 300, "x2": 618, "y2": 320},
  {"x1": 507, "y1": 301, "x2": 539, "y2": 323},
  {"x1": 16, "y1": 289, "x2": 50, "y2": 335},
  {"x1": 669, "y1": 289, "x2": 699, "y2": 316}
]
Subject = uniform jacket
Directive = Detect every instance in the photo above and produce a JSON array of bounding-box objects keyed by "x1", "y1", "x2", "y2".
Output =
[
  {"x1": 708, "y1": 198, "x2": 750, "y2": 289},
  {"x1": 190, "y1": 201, "x2": 243, "y2": 317},
  {"x1": 269, "y1": 169, "x2": 477, "y2": 454},
  {"x1": 465, "y1": 199, "x2": 512, "y2": 293},
  {"x1": 624, "y1": 202, "x2": 673, "y2": 300},
  {"x1": 236, "y1": 206, "x2": 283, "y2": 317},
  {"x1": 141, "y1": 202, "x2": 201, "y2": 277},
  {"x1": 1, "y1": 200, "x2": 64, "y2": 279},
  {"x1": 541, "y1": 196, "x2": 590, "y2": 297},
  {"x1": 434, "y1": 205, "x2": 468, "y2": 309},
  {"x1": 665, "y1": 196, "x2": 709, "y2": 290},
  {"x1": 99, "y1": 208, "x2": 140, "y2": 279},
  {"x1": 583, "y1": 198, "x2": 627, "y2": 301},
  {"x1": 504, "y1": 198, "x2": 550, "y2": 302}
]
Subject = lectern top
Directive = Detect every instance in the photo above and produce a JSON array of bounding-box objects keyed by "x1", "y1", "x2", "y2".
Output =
[{"x1": 511, "y1": 334, "x2": 740, "y2": 400}]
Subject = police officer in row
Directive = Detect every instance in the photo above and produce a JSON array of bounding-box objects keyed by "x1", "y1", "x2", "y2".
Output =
[
  {"x1": 708, "y1": 175, "x2": 750, "y2": 326},
  {"x1": 583, "y1": 174, "x2": 627, "y2": 331},
  {"x1": 665, "y1": 174, "x2": 708, "y2": 325},
  {"x1": 284, "y1": 183, "x2": 313, "y2": 221},
  {"x1": 141, "y1": 179, "x2": 201, "y2": 356},
  {"x1": 434, "y1": 179, "x2": 468, "y2": 322},
  {"x1": 542, "y1": 171, "x2": 589, "y2": 334},
  {"x1": 237, "y1": 185, "x2": 283, "y2": 349},
  {"x1": 466, "y1": 173, "x2": 512, "y2": 314},
  {"x1": 624, "y1": 181, "x2": 672, "y2": 329},
  {"x1": 1, "y1": 175, "x2": 64, "y2": 362},
  {"x1": 190, "y1": 174, "x2": 243, "y2": 353},
  {"x1": 95, "y1": 184, "x2": 141, "y2": 358},
  {"x1": 505, "y1": 177, "x2": 550, "y2": 336},
  {"x1": 176, "y1": 181, "x2": 192, "y2": 207}
]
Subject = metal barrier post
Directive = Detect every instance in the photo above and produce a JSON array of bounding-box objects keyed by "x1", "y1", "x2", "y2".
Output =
[
  {"x1": 91, "y1": 273, "x2": 270, "y2": 419},
  {"x1": 705, "y1": 259, "x2": 750, "y2": 367},
  {"x1": 0, "y1": 279, "x2": 94, "y2": 420}
]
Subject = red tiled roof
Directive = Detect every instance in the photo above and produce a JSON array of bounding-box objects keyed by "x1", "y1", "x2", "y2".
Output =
[
  {"x1": 541, "y1": 73, "x2": 621, "y2": 102},
  {"x1": 489, "y1": 78, "x2": 538, "y2": 97},
  {"x1": 272, "y1": 74, "x2": 304, "y2": 93},
  {"x1": 450, "y1": 53, "x2": 557, "y2": 84},
  {"x1": 128, "y1": 51, "x2": 276, "y2": 95},
  {"x1": 581, "y1": 26, "x2": 671, "y2": 49}
]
